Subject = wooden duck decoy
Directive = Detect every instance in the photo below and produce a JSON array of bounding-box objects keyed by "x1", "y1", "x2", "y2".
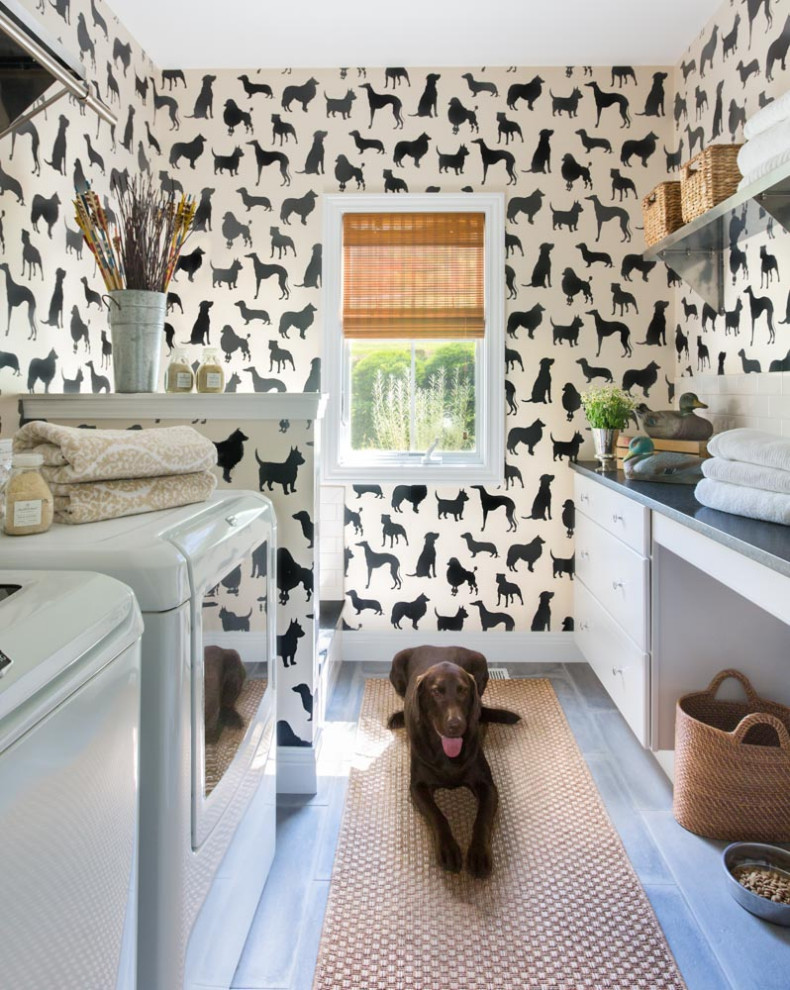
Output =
[
  {"x1": 635, "y1": 392, "x2": 713, "y2": 441},
  {"x1": 622, "y1": 435, "x2": 704, "y2": 484}
]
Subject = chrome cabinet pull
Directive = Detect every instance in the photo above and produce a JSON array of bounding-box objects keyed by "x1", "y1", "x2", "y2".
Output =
[
  {"x1": 578, "y1": 620, "x2": 590, "y2": 631},
  {"x1": 612, "y1": 580, "x2": 624, "y2": 591},
  {"x1": 612, "y1": 666, "x2": 625, "y2": 677},
  {"x1": 579, "y1": 550, "x2": 589, "y2": 560},
  {"x1": 579, "y1": 493, "x2": 590, "y2": 503},
  {"x1": 612, "y1": 513, "x2": 624, "y2": 523}
]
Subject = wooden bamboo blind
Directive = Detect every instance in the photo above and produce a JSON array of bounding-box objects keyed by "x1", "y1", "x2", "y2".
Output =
[{"x1": 342, "y1": 212, "x2": 486, "y2": 339}]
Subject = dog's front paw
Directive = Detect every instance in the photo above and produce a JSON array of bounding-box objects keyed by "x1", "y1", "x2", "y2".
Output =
[
  {"x1": 466, "y1": 840, "x2": 493, "y2": 879},
  {"x1": 437, "y1": 836, "x2": 463, "y2": 873}
]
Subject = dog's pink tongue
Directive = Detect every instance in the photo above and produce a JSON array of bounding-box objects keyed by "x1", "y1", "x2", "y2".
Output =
[{"x1": 441, "y1": 735, "x2": 463, "y2": 758}]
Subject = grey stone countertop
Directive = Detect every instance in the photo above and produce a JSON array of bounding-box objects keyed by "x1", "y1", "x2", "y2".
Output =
[{"x1": 571, "y1": 461, "x2": 790, "y2": 579}]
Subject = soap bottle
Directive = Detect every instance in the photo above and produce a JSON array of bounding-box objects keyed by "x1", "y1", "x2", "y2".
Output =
[
  {"x1": 165, "y1": 349, "x2": 195, "y2": 393},
  {"x1": 196, "y1": 348, "x2": 225, "y2": 393},
  {"x1": 3, "y1": 452, "x2": 54, "y2": 536}
]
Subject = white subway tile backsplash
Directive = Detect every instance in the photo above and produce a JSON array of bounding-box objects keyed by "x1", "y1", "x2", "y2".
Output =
[{"x1": 683, "y1": 372, "x2": 790, "y2": 437}]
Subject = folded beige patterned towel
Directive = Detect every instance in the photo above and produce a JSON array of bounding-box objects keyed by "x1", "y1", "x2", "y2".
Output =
[
  {"x1": 51, "y1": 471, "x2": 217, "y2": 525},
  {"x1": 14, "y1": 422, "x2": 217, "y2": 484}
]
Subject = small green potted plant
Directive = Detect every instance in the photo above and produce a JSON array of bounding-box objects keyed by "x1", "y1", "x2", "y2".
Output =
[{"x1": 580, "y1": 385, "x2": 637, "y2": 470}]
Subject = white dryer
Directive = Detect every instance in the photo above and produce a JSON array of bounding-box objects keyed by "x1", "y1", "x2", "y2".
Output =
[
  {"x1": 0, "y1": 492, "x2": 277, "y2": 990},
  {"x1": 0, "y1": 570, "x2": 142, "y2": 990}
]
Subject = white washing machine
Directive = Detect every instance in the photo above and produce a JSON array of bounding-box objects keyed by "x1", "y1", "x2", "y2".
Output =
[
  {"x1": 0, "y1": 570, "x2": 142, "y2": 990},
  {"x1": 0, "y1": 492, "x2": 277, "y2": 990}
]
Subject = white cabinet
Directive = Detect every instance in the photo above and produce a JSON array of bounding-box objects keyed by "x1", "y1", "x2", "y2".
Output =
[{"x1": 574, "y1": 474, "x2": 651, "y2": 745}]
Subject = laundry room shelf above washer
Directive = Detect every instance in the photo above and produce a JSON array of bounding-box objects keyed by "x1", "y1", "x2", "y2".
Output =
[
  {"x1": 19, "y1": 392, "x2": 327, "y2": 422},
  {"x1": 643, "y1": 158, "x2": 790, "y2": 313}
]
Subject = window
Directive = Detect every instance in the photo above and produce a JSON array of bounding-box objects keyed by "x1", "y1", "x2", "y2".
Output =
[{"x1": 322, "y1": 193, "x2": 504, "y2": 484}]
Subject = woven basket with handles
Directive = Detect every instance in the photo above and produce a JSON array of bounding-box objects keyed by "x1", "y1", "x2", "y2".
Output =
[
  {"x1": 680, "y1": 144, "x2": 743, "y2": 224},
  {"x1": 673, "y1": 669, "x2": 790, "y2": 842},
  {"x1": 642, "y1": 181, "x2": 683, "y2": 247}
]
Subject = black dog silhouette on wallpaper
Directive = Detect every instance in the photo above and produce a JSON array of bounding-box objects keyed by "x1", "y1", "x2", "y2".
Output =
[
  {"x1": 214, "y1": 428, "x2": 248, "y2": 483},
  {"x1": 296, "y1": 244, "x2": 322, "y2": 288},
  {"x1": 30, "y1": 191, "x2": 60, "y2": 238},
  {"x1": 507, "y1": 418, "x2": 545, "y2": 456},
  {"x1": 471, "y1": 486, "x2": 518, "y2": 532},
  {"x1": 292, "y1": 510, "x2": 314, "y2": 548},
  {"x1": 281, "y1": 77, "x2": 319, "y2": 112},
  {"x1": 255, "y1": 446, "x2": 304, "y2": 494},
  {"x1": 0, "y1": 264, "x2": 38, "y2": 339},
  {"x1": 562, "y1": 381, "x2": 582, "y2": 421},
  {"x1": 506, "y1": 536, "x2": 545, "y2": 574},
  {"x1": 412, "y1": 73, "x2": 441, "y2": 118},
  {"x1": 496, "y1": 573, "x2": 523, "y2": 607},
  {"x1": 219, "y1": 607, "x2": 252, "y2": 633},
  {"x1": 528, "y1": 473, "x2": 555, "y2": 521},
  {"x1": 551, "y1": 431, "x2": 584, "y2": 463},
  {"x1": 507, "y1": 75, "x2": 544, "y2": 111},
  {"x1": 85, "y1": 359, "x2": 110, "y2": 393},
  {"x1": 359, "y1": 83, "x2": 403, "y2": 129},
  {"x1": 499, "y1": 114, "x2": 525, "y2": 146},
  {"x1": 238, "y1": 74, "x2": 273, "y2": 100},
  {"x1": 381, "y1": 514, "x2": 408, "y2": 547},
  {"x1": 391, "y1": 485, "x2": 427, "y2": 514},
  {"x1": 445, "y1": 557, "x2": 477, "y2": 596},
  {"x1": 247, "y1": 140, "x2": 291, "y2": 186},
  {"x1": 471, "y1": 600, "x2": 514, "y2": 631},
  {"x1": 277, "y1": 721, "x2": 310, "y2": 747},
  {"x1": 279, "y1": 303, "x2": 316, "y2": 339},
  {"x1": 531, "y1": 591, "x2": 554, "y2": 632},
  {"x1": 562, "y1": 500, "x2": 576, "y2": 538},
  {"x1": 292, "y1": 683, "x2": 313, "y2": 720},
  {"x1": 391, "y1": 593, "x2": 429, "y2": 630},
  {"x1": 346, "y1": 589, "x2": 384, "y2": 615},
  {"x1": 622, "y1": 360, "x2": 661, "y2": 397},
  {"x1": 268, "y1": 339, "x2": 295, "y2": 373},
  {"x1": 507, "y1": 303, "x2": 545, "y2": 339},
  {"x1": 277, "y1": 618, "x2": 305, "y2": 667},
  {"x1": 551, "y1": 551, "x2": 575, "y2": 580},
  {"x1": 277, "y1": 547, "x2": 312, "y2": 604},
  {"x1": 434, "y1": 606, "x2": 468, "y2": 632},
  {"x1": 507, "y1": 189, "x2": 544, "y2": 224},
  {"x1": 27, "y1": 348, "x2": 57, "y2": 392},
  {"x1": 744, "y1": 286, "x2": 776, "y2": 345},
  {"x1": 407, "y1": 531, "x2": 440, "y2": 577},
  {"x1": 353, "y1": 484, "x2": 385, "y2": 500},
  {"x1": 243, "y1": 367, "x2": 286, "y2": 393},
  {"x1": 588, "y1": 309, "x2": 632, "y2": 357},
  {"x1": 356, "y1": 541, "x2": 402, "y2": 589},
  {"x1": 461, "y1": 533, "x2": 499, "y2": 559},
  {"x1": 435, "y1": 490, "x2": 469, "y2": 522},
  {"x1": 246, "y1": 253, "x2": 290, "y2": 299}
]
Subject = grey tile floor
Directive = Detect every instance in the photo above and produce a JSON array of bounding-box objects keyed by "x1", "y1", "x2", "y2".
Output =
[{"x1": 233, "y1": 662, "x2": 790, "y2": 990}]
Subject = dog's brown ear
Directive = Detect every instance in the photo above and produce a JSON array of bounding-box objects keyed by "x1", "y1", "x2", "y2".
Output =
[
  {"x1": 389, "y1": 648, "x2": 413, "y2": 698},
  {"x1": 466, "y1": 650, "x2": 489, "y2": 699}
]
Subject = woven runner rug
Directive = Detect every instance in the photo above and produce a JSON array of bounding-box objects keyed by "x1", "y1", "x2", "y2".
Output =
[
  {"x1": 312, "y1": 678, "x2": 685, "y2": 990},
  {"x1": 204, "y1": 678, "x2": 267, "y2": 795}
]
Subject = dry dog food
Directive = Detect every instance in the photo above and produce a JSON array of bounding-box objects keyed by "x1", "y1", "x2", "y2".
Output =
[
  {"x1": 4, "y1": 453, "x2": 54, "y2": 536},
  {"x1": 733, "y1": 865, "x2": 790, "y2": 904}
]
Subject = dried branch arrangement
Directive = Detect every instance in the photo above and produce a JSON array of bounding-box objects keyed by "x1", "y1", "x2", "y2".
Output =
[{"x1": 73, "y1": 175, "x2": 196, "y2": 292}]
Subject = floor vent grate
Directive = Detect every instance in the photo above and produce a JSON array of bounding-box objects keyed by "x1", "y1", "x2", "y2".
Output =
[{"x1": 487, "y1": 667, "x2": 510, "y2": 680}]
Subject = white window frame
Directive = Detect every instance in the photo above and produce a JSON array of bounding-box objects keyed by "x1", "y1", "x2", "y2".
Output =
[{"x1": 321, "y1": 192, "x2": 504, "y2": 485}]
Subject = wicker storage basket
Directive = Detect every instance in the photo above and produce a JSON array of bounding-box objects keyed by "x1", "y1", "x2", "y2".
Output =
[
  {"x1": 673, "y1": 669, "x2": 790, "y2": 842},
  {"x1": 642, "y1": 181, "x2": 683, "y2": 247},
  {"x1": 680, "y1": 144, "x2": 743, "y2": 223}
]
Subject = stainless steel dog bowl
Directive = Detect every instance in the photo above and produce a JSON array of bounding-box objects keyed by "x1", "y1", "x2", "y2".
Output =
[{"x1": 722, "y1": 842, "x2": 790, "y2": 927}]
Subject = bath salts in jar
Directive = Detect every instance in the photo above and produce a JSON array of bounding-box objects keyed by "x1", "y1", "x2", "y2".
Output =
[
  {"x1": 4, "y1": 453, "x2": 54, "y2": 536},
  {"x1": 165, "y1": 350, "x2": 195, "y2": 393},
  {"x1": 196, "y1": 348, "x2": 225, "y2": 393}
]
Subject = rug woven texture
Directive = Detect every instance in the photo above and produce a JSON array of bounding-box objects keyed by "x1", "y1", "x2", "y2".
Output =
[
  {"x1": 204, "y1": 677, "x2": 267, "y2": 795},
  {"x1": 313, "y1": 678, "x2": 685, "y2": 990}
]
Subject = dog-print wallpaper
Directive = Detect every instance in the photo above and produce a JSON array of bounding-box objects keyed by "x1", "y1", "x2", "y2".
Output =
[
  {"x1": 671, "y1": 0, "x2": 790, "y2": 379},
  {"x1": 126, "y1": 62, "x2": 678, "y2": 638}
]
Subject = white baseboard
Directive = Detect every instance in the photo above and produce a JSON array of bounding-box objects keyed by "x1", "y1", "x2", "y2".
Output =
[
  {"x1": 340, "y1": 631, "x2": 583, "y2": 663},
  {"x1": 276, "y1": 729, "x2": 321, "y2": 794}
]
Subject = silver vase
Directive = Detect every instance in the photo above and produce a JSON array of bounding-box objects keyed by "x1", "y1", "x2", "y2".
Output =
[
  {"x1": 106, "y1": 290, "x2": 166, "y2": 393},
  {"x1": 591, "y1": 428, "x2": 619, "y2": 471}
]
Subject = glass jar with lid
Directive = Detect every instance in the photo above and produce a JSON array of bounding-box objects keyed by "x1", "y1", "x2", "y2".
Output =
[
  {"x1": 196, "y1": 348, "x2": 225, "y2": 394},
  {"x1": 3, "y1": 452, "x2": 54, "y2": 536},
  {"x1": 165, "y1": 349, "x2": 195, "y2": 393}
]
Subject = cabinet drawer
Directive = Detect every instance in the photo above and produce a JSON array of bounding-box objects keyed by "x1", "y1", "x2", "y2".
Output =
[
  {"x1": 575, "y1": 511, "x2": 649, "y2": 649},
  {"x1": 574, "y1": 473, "x2": 649, "y2": 555},
  {"x1": 574, "y1": 579, "x2": 649, "y2": 745}
]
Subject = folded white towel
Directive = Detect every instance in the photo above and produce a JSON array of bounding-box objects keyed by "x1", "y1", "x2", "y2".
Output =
[
  {"x1": 707, "y1": 429, "x2": 790, "y2": 473},
  {"x1": 702, "y1": 456, "x2": 790, "y2": 494},
  {"x1": 695, "y1": 478, "x2": 790, "y2": 526},
  {"x1": 737, "y1": 117, "x2": 790, "y2": 178},
  {"x1": 50, "y1": 471, "x2": 217, "y2": 524},
  {"x1": 737, "y1": 146, "x2": 790, "y2": 190},
  {"x1": 744, "y1": 89, "x2": 790, "y2": 141},
  {"x1": 14, "y1": 422, "x2": 217, "y2": 485}
]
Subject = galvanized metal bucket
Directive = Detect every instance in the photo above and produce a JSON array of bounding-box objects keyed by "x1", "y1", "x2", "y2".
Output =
[{"x1": 106, "y1": 290, "x2": 166, "y2": 393}]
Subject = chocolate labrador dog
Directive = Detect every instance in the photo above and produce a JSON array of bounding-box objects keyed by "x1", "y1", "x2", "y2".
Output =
[{"x1": 387, "y1": 645, "x2": 519, "y2": 878}]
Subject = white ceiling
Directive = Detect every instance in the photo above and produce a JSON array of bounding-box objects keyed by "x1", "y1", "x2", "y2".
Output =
[{"x1": 109, "y1": 0, "x2": 723, "y2": 70}]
